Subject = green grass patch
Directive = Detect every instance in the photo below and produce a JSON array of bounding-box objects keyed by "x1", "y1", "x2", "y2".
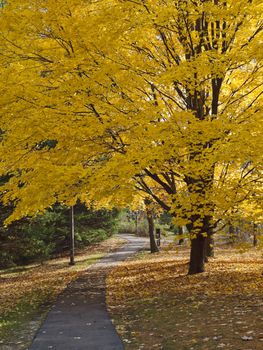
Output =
[
  {"x1": 0, "y1": 253, "x2": 103, "y2": 343},
  {"x1": 0, "y1": 289, "x2": 53, "y2": 343}
]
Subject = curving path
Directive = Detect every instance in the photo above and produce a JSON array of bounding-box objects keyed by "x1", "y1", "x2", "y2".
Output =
[{"x1": 29, "y1": 235, "x2": 147, "y2": 350}]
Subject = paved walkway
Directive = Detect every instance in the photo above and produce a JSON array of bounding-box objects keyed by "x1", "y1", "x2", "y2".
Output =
[{"x1": 29, "y1": 235, "x2": 147, "y2": 350}]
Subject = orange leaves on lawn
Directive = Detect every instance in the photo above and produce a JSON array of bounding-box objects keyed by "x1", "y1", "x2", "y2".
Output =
[
  {"x1": 107, "y1": 247, "x2": 263, "y2": 306},
  {"x1": 106, "y1": 246, "x2": 263, "y2": 350}
]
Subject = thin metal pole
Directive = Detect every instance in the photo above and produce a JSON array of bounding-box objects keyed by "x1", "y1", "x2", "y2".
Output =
[
  {"x1": 135, "y1": 211, "x2": 139, "y2": 236},
  {"x1": 69, "y1": 205, "x2": 75, "y2": 265}
]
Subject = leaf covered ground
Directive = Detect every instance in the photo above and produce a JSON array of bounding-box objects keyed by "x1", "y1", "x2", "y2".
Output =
[
  {"x1": 107, "y1": 244, "x2": 263, "y2": 350},
  {"x1": 0, "y1": 236, "x2": 125, "y2": 349}
]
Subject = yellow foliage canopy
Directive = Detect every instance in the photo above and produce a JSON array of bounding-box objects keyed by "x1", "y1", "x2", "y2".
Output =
[{"x1": 0, "y1": 0, "x2": 262, "y2": 229}]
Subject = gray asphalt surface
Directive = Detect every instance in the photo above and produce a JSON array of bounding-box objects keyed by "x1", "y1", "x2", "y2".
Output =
[{"x1": 28, "y1": 234, "x2": 147, "y2": 350}]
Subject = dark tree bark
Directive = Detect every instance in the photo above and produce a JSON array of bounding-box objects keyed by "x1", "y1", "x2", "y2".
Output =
[
  {"x1": 204, "y1": 235, "x2": 214, "y2": 262},
  {"x1": 188, "y1": 233, "x2": 206, "y2": 274},
  {"x1": 188, "y1": 215, "x2": 213, "y2": 274},
  {"x1": 253, "y1": 223, "x2": 258, "y2": 247},
  {"x1": 146, "y1": 209, "x2": 159, "y2": 253},
  {"x1": 178, "y1": 226, "x2": 184, "y2": 245},
  {"x1": 205, "y1": 217, "x2": 215, "y2": 262},
  {"x1": 229, "y1": 223, "x2": 236, "y2": 244}
]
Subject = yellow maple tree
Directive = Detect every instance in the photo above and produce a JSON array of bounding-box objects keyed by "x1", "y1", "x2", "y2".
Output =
[{"x1": 0, "y1": 0, "x2": 262, "y2": 273}]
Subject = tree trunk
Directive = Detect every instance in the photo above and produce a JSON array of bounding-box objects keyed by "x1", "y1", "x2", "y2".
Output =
[
  {"x1": 178, "y1": 226, "x2": 184, "y2": 245},
  {"x1": 178, "y1": 238, "x2": 184, "y2": 245},
  {"x1": 146, "y1": 209, "x2": 159, "y2": 253},
  {"x1": 253, "y1": 223, "x2": 258, "y2": 247},
  {"x1": 205, "y1": 217, "x2": 215, "y2": 262},
  {"x1": 188, "y1": 215, "x2": 214, "y2": 275},
  {"x1": 188, "y1": 233, "x2": 206, "y2": 274},
  {"x1": 229, "y1": 223, "x2": 236, "y2": 244},
  {"x1": 205, "y1": 231, "x2": 214, "y2": 262}
]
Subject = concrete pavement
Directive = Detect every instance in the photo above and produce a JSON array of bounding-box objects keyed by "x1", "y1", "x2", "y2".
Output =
[{"x1": 28, "y1": 235, "x2": 147, "y2": 350}]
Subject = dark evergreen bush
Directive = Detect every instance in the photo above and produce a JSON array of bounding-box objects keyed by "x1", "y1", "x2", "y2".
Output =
[{"x1": 0, "y1": 202, "x2": 119, "y2": 268}]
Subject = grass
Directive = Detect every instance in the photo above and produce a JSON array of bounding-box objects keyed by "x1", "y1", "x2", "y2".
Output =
[
  {"x1": 106, "y1": 243, "x2": 263, "y2": 350},
  {"x1": 0, "y1": 235, "x2": 126, "y2": 349}
]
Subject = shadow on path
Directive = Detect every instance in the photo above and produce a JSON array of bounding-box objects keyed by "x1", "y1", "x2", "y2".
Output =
[{"x1": 29, "y1": 235, "x2": 147, "y2": 350}]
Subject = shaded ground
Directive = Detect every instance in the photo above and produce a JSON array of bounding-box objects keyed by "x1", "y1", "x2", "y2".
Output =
[
  {"x1": 0, "y1": 236, "x2": 126, "y2": 350},
  {"x1": 107, "y1": 244, "x2": 263, "y2": 350}
]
